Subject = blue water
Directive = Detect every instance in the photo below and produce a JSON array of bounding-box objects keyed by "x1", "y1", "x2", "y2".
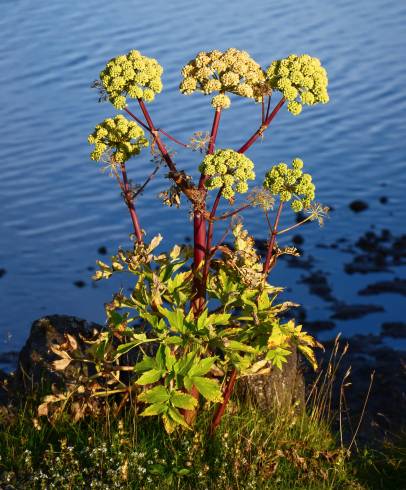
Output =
[{"x1": 0, "y1": 0, "x2": 405, "y2": 357}]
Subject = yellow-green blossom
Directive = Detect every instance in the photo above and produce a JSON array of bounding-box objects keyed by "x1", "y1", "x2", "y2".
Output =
[
  {"x1": 199, "y1": 149, "x2": 255, "y2": 199},
  {"x1": 99, "y1": 50, "x2": 163, "y2": 108},
  {"x1": 266, "y1": 54, "x2": 329, "y2": 115},
  {"x1": 263, "y1": 157, "x2": 316, "y2": 211},
  {"x1": 179, "y1": 48, "x2": 267, "y2": 109},
  {"x1": 88, "y1": 115, "x2": 149, "y2": 163}
]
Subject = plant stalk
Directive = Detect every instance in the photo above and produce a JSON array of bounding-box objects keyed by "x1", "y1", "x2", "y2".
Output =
[
  {"x1": 210, "y1": 368, "x2": 237, "y2": 435},
  {"x1": 263, "y1": 201, "x2": 283, "y2": 275},
  {"x1": 120, "y1": 162, "x2": 143, "y2": 243},
  {"x1": 237, "y1": 97, "x2": 285, "y2": 154}
]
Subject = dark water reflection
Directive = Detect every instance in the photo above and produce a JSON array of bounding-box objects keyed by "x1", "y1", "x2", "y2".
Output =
[{"x1": 1, "y1": 0, "x2": 405, "y2": 357}]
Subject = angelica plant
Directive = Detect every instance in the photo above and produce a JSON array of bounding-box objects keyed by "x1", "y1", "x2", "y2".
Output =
[{"x1": 43, "y1": 48, "x2": 330, "y2": 435}]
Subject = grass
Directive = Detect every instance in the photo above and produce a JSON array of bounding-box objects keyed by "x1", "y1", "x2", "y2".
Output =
[
  {"x1": 0, "y1": 337, "x2": 404, "y2": 489},
  {"x1": 2, "y1": 398, "x2": 404, "y2": 489}
]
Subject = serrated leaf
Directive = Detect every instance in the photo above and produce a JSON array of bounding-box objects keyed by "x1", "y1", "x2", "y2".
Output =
[
  {"x1": 224, "y1": 340, "x2": 257, "y2": 353},
  {"x1": 188, "y1": 357, "x2": 217, "y2": 377},
  {"x1": 134, "y1": 356, "x2": 156, "y2": 372},
  {"x1": 298, "y1": 344, "x2": 318, "y2": 371},
  {"x1": 140, "y1": 402, "x2": 168, "y2": 416},
  {"x1": 168, "y1": 406, "x2": 190, "y2": 429},
  {"x1": 162, "y1": 414, "x2": 176, "y2": 433},
  {"x1": 192, "y1": 376, "x2": 223, "y2": 402},
  {"x1": 165, "y1": 346, "x2": 176, "y2": 371},
  {"x1": 52, "y1": 358, "x2": 72, "y2": 371},
  {"x1": 164, "y1": 335, "x2": 183, "y2": 345},
  {"x1": 147, "y1": 234, "x2": 163, "y2": 253},
  {"x1": 170, "y1": 392, "x2": 198, "y2": 410},
  {"x1": 208, "y1": 312, "x2": 232, "y2": 326},
  {"x1": 169, "y1": 244, "x2": 181, "y2": 260},
  {"x1": 136, "y1": 369, "x2": 164, "y2": 385},
  {"x1": 138, "y1": 385, "x2": 170, "y2": 404}
]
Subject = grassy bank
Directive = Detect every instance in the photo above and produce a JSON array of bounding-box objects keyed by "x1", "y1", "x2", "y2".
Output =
[{"x1": 1, "y1": 398, "x2": 404, "y2": 489}]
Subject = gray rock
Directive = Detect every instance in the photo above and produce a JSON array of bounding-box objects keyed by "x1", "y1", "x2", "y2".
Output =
[
  {"x1": 237, "y1": 346, "x2": 305, "y2": 413},
  {"x1": 16, "y1": 315, "x2": 102, "y2": 392}
]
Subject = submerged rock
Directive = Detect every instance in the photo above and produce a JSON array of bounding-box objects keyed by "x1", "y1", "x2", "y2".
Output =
[
  {"x1": 305, "y1": 320, "x2": 336, "y2": 332},
  {"x1": 345, "y1": 230, "x2": 406, "y2": 274},
  {"x1": 331, "y1": 303, "x2": 384, "y2": 320},
  {"x1": 349, "y1": 200, "x2": 368, "y2": 212},
  {"x1": 359, "y1": 278, "x2": 406, "y2": 297},
  {"x1": 300, "y1": 270, "x2": 335, "y2": 302},
  {"x1": 381, "y1": 322, "x2": 406, "y2": 338}
]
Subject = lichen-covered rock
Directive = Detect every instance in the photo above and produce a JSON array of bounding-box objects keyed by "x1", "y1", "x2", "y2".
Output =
[
  {"x1": 237, "y1": 346, "x2": 305, "y2": 413},
  {"x1": 16, "y1": 315, "x2": 102, "y2": 391}
]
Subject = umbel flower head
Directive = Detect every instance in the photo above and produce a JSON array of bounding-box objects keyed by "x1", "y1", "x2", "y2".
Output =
[
  {"x1": 180, "y1": 48, "x2": 267, "y2": 110},
  {"x1": 199, "y1": 149, "x2": 255, "y2": 199},
  {"x1": 263, "y1": 158, "x2": 315, "y2": 212},
  {"x1": 266, "y1": 54, "x2": 329, "y2": 115},
  {"x1": 99, "y1": 50, "x2": 163, "y2": 109},
  {"x1": 88, "y1": 115, "x2": 149, "y2": 163}
]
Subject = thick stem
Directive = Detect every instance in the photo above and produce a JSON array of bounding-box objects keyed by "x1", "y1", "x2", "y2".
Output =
[
  {"x1": 202, "y1": 189, "x2": 222, "y2": 284},
  {"x1": 263, "y1": 201, "x2": 283, "y2": 275},
  {"x1": 120, "y1": 162, "x2": 143, "y2": 243},
  {"x1": 237, "y1": 98, "x2": 285, "y2": 154},
  {"x1": 210, "y1": 368, "x2": 238, "y2": 435},
  {"x1": 193, "y1": 109, "x2": 222, "y2": 314}
]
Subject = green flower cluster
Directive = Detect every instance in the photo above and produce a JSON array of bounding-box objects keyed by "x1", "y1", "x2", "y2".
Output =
[
  {"x1": 99, "y1": 50, "x2": 163, "y2": 109},
  {"x1": 266, "y1": 54, "x2": 329, "y2": 116},
  {"x1": 199, "y1": 149, "x2": 255, "y2": 199},
  {"x1": 88, "y1": 115, "x2": 149, "y2": 163},
  {"x1": 263, "y1": 158, "x2": 315, "y2": 212},
  {"x1": 180, "y1": 48, "x2": 266, "y2": 110}
]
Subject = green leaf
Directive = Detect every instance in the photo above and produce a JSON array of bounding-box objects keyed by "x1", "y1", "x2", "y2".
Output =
[
  {"x1": 174, "y1": 351, "x2": 196, "y2": 375},
  {"x1": 208, "y1": 313, "x2": 231, "y2": 326},
  {"x1": 140, "y1": 402, "x2": 168, "y2": 416},
  {"x1": 225, "y1": 340, "x2": 257, "y2": 353},
  {"x1": 164, "y1": 336, "x2": 183, "y2": 345},
  {"x1": 188, "y1": 357, "x2": 217, "y2": 377},
  {"x1": 155, "y1": 345, "x2": 166, "y2": 370},
  {"x1": 170, "y1": 391, "x2": 198, "y2": 410},
  {"x1": 266, "y1": 347, "x2": 291, "y2": 370},
  {"x1": 134, "y1": 356, "x2": 156, "y2": 372},
  {"x1": 183, "y1": 376, "x2": 193, "y2": 391},
  {"x1": 192, "y1": 377, "x2": 223, "y2": 402},
  {"x1": 136, "y1": 369, "x2": 164, "y2": 385},
  {"x1": 158, "y1": 307, "x2": 186, "y2": 334},
  {"x1": 165, "y1": 346, "x2": 176, "y2": 371},
  {"x1": 115, "y1": 335, "x2": 149, "y2": 357},
  {"x1": 138, "y1": 385, "x2": 170, "y2": 404},
  {"x1": 167, "y1": 406, "x2": 190, "y2": 429}
]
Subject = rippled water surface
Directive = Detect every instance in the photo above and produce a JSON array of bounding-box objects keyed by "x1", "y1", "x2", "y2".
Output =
[{"x1": 1, "y1": 0, "x2": 405, "y2": 356}]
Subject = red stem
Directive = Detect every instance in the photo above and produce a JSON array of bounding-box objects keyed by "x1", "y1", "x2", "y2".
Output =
[
  {"x1": 210, "y1": 368, "x2": 237, "y2": 435},
  {"x1": 202, "y1": 189, "x2": 222, "y2": 283},
  {"x1": 193, "y1": 109, "x2": 222, "y2": 314},
  {"x1": 237, "y1": 97, "x2": 285, "y2": 154},
  {"x1": 263, "y1": 201, "x2": 283, "y2": 275},
  {"x1": 137, "y1": 99, "x2": 178, "y2": 174},
  {"x1": 120, "y1": 162, "x2": 143, "y2": 243}
]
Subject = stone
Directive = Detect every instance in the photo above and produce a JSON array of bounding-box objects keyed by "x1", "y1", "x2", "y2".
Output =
[
  {"x1": 16, "y1": 315, "x2": 102, "y2": 392},
  {"x1": 349, "y1": 200, "x2": 368, "y2": 212},
  {"x1": 381, "y1": 322, "x2": 406, "y2": 338},
  {"x1": 237, "y1": 346, "x2": 305, "y2": 414},
  {"x1": 359, "y1": 278, "x2": 406, "y2": 297},
  {"x1": 331, "y1": 303, "x2": 384, "y2": 320}
]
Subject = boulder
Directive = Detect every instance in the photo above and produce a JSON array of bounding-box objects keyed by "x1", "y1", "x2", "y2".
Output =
[
  {"x1": 16, "y1": 315, "x2": 102, "y2": 392},
  {"x1": 237, "y1": 346, "x2": 305, "y2": 414}
]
